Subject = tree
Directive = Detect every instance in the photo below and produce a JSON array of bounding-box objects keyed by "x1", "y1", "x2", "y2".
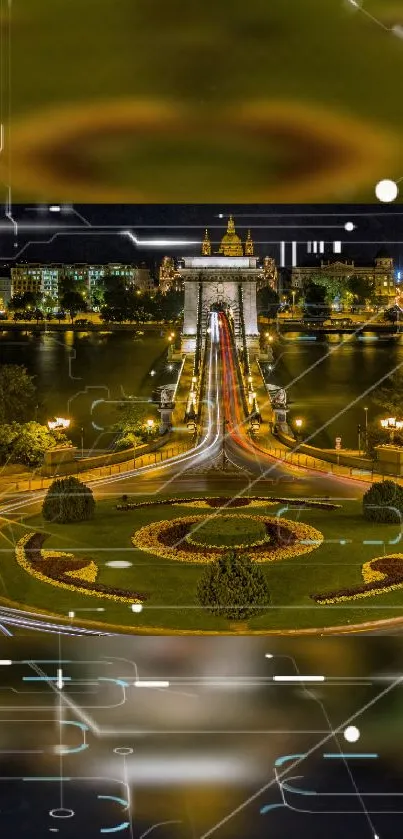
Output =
[
  {"x1": 196, "y1": 550, "x2": 270, "y2": 621},
  {"x1": 302, "y1": 281, "x2": 330, "y2": 319},
  {"x1": 363, "y1": 480, "x2": 403, "y2": 524},
  {"x1": 42, "y1": 476, "x2": 95, "y2": 523},
  {"x1": 113, "y1": 398, "x2": 157, "y2": 445},
  {"x1": 372, "y1": 370, "x2": 403, "y2": 416},
  {"x1": 256, "y1": 286, "x2": 280, "y2": 317},
  {"x1": 348, "y1": 274, "x2": 374, "y2": 305},
  {"x1": 0, "y1": 365, "x2": 36, "y2": 424},
  {"x1": 60, "y1": 289, "x2": 87, "y2": 323},
  {"x1": 0, "y1": 422, "x2": 70, "y2": 468}
]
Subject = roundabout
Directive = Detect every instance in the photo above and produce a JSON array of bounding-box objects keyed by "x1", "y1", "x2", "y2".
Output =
[{"x1": 3, "y1": 493, "x2": 403, "y2": 635}]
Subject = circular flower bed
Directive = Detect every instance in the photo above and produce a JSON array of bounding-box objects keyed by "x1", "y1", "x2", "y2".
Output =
[
  {"x1": 185, "y1": 515, "x2": 269, "y2": 549},
  {"x1": 132, "y1": 514, "x2": 323, "y2": 565},
  {"x1": 173, "y1": 498, "x2": 277, "y2": 509}
]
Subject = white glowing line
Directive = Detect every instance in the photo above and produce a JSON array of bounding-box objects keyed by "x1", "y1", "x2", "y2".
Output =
[
  {"x1": 0, "y1": 660, "x2": 12, "y2": 665},
  {"x1": 273, "y1": 676, "x2": 325, "y2": 683},
  {"x1": 56, "y1": 668, "x2": 64, "y2": 690},
  {"x1": 134, "y1": 681, "x2": 170, "y2": 688},
  {"x1": 123, "y1": 230, "x2": 199, "y2": 248}
]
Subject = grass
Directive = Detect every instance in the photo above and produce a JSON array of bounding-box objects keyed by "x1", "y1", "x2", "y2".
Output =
[
  {"x1": 2, "y1": 494, "x2": 403, "y2": 632},
  {"x1": 187, "y1": 515, "x2": 267, "y2": 548}
]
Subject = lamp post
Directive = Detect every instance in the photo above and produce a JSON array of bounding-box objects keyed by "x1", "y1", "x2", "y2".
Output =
[
  {"x1": 380, "y1": 417, "x2": 403, "y2": 444},
  {"x1": 47, "y1": 417, "x2": 71, "y2": 432},
  {"x1": 294, "y1": 417, "x2": 303, "y2": 441},
  {"x1": 364, "y1": 406, "x2": 368, "y2": 446},
  {"x1": 146, "y1": 418, "x2": 155, "y2": 439},
  {"x1": 80, "y1": 426, "x2": 84, "y2": 458}
]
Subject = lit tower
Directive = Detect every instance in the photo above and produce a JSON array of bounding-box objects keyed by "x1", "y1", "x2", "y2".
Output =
[
  {"x1": 201, "y1": 229, "x2": 211, "y2": 256},
  {"x1": 245, "y1": 229, "x2": 254, "y2": 256}
]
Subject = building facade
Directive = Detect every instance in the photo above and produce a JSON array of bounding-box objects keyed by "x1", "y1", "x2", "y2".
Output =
[
  {"x1": 10, "y1": 262, "x2": 154, "y2": 303},
  {"x1": 0, "y1": 277, "x2": 11, "y2": 309},
  {"x1": 291, "y1": 254, "x2": 396, "y2": 303},
  {"x1": 179, "y1": 218, "x2": 261, "y2": 349},
  {"x1": 159, "y1": 256, "x2": 183, "y2": 293}
]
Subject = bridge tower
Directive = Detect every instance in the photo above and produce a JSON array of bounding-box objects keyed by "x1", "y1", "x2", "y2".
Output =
[{"x1": 180, "y1": 217, "x2": 263, "y2": 353}]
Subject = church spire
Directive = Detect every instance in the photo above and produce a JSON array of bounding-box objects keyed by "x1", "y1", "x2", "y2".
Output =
[
  {"x1": 227, "y1": 215, "x2": 236, "y2": 234},
  {"x1": 245, "y1": 229, "x2": 254, "y2": 256},
  {"x1": 201, "y1": 228, "x2": 211, "y2": 256}
]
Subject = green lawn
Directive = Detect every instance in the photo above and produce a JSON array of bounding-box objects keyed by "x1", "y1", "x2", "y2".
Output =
[{"x1": 2, "y1": 494, "x2": 403, "y2": 632}]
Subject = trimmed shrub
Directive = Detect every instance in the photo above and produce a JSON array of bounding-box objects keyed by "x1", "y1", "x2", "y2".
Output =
[
  {"x1": 42, "y1": 476, "x2": 95, "y2": 523},
  {"x1": 363, "y1": 480, "x2": 403, "y2": 524},
  {"x1": 196, "y1": 550, "x2": 270, "y2": 620}
]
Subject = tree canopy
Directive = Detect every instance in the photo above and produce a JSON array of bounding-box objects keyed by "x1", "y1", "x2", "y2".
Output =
[{"x1": 0, "y1": 365, "x2": 37, "y2": 424}]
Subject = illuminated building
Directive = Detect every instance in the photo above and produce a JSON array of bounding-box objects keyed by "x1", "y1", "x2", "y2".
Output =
[
  {"x1": 291, "y1": 250, "x2": 396, "y2": 303},
  {"x1": 0, "y1": 277, "x2": 12, "y2": 308},
  {"x1": 11, "y1": 262, "x2": 153, "y2": 303},
  {"x1": 159, "y1": 256, "x2": 183, "y2": 293}
]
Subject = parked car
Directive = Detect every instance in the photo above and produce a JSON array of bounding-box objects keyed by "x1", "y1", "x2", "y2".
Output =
[{"x1": 74, "y1": 318, "x2": 90, "y2": 327}]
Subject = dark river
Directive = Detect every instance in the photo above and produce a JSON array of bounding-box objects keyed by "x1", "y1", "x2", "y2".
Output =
[
  {"x1": 1, "y1": 328, "x2": 401, "y2": 453},
  {"x1": 270, "y1": 333, "x2": 403, "y2": 450},
  {"x1": 0, "y1": 329, "x2": 176, "y2": 449}
]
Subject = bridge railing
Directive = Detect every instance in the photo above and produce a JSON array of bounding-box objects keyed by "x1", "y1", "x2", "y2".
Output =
[
  {"x1": 264, "y1": 446, "x2": 383, "y2": 483},
  {"x1": 4, "y1": 442, "x2": 194, "y2": 498}
]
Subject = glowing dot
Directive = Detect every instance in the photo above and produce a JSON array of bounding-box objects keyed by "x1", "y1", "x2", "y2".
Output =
[
  {"x1": 131, "y1": 603, "x2": 143, "y2": 613},
  {"x1": 106, "y1": 561, "x2": 132, "y2": 568},
  {"x1": 218, "y1": 213, "x2": 224, "y2": 218},
  {"x1": 375, "y1": 179, "x2": 398, "y2": 203},
  {"x1": 392, "y1": 24, "x2": 403, "y2": 39},
  {"x1": 344, "y1": 222, "x2": 354, "y2": 232},
  {"x1": 344, "y1": 725, "x2": 360, "y2": 743},
  {"x1": 265, "y1": 653, "x2": 274, "y2": 659}
]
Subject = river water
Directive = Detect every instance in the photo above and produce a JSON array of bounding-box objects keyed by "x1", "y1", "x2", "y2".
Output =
[
  {"x1": 2, "y1": 328, "x2": 402, "y2": 453},
  {"x1": 270, "y1": 333, "x2": 403, "y2": 450},
  {"x1": 0, "y1": 328, "x2": 176, "y2": 449}
]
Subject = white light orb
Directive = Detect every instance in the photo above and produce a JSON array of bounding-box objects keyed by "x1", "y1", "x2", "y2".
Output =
[
  {"x1": 344, "y1": 222, "x2": 354, "y2": 232},
  {"x1": 131, "y1": 603, "x2": 143, "y2": 613},
  {"x1": 343, "y1": 725, "x2": 360, "y2": 743},
  {"x1": 375, "y1": 179, "x2": 399, "y2": 203},
  {"x1": 106, "y1": 561, "x2": 132, "y2": 569}
]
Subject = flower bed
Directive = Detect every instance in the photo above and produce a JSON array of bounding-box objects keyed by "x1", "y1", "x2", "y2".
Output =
[
  {"x1": 116, "y1": 496, "x2": 341, "y2": 511},
  {"x1": 132, "y1": 514, "x2": 323, "y2": 565},
  {"x1": 312, "y1": 554, "x2": 403, "y2": 603},
  {"x1": 16, "y1": 532, "x2": 145, "y2": 605}
]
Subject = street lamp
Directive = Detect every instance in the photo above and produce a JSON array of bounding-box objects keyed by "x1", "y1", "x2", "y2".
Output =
[
  {"x1": 146, "y1": 418, "x2": 155, "y2": 438},
  {"x1": 81, "y1": 426, "x2": 84, "y2": 458},
  {"x1": 47, "y1": 417, "x2": 71, "y2": 431},
  {"x1": 294, "y1": 417, "x2": 303, "y2": 440},
  {"x1": 380, "y1": 417, "x2": 403, "y2": 443}
]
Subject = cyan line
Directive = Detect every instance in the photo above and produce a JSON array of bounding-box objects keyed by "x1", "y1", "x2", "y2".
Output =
[
  {"x1": 100, "y1": 823, "x2": 130, "y2": 834},
  {"x1": 98, "y1": 796, "x2": 129, "y2": 808},
  {"x1": 275, "y1": 754, "x2": 306, "y2": 767},
  {"x1": 323, "y1": 753, "x2": 378, "y2": 759},
  {"x1": 260, "y1": 803, "x2": 287, "y2": 815}
]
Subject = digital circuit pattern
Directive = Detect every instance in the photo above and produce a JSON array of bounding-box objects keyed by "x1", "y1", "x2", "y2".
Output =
[{"x1": 0, "y1": 636, "x2": 402, "y2": 837}]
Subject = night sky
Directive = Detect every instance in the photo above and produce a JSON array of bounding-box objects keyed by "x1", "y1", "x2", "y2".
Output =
[{"x1": 0, "y1": 204, "x2": 403, "y2": 272}]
